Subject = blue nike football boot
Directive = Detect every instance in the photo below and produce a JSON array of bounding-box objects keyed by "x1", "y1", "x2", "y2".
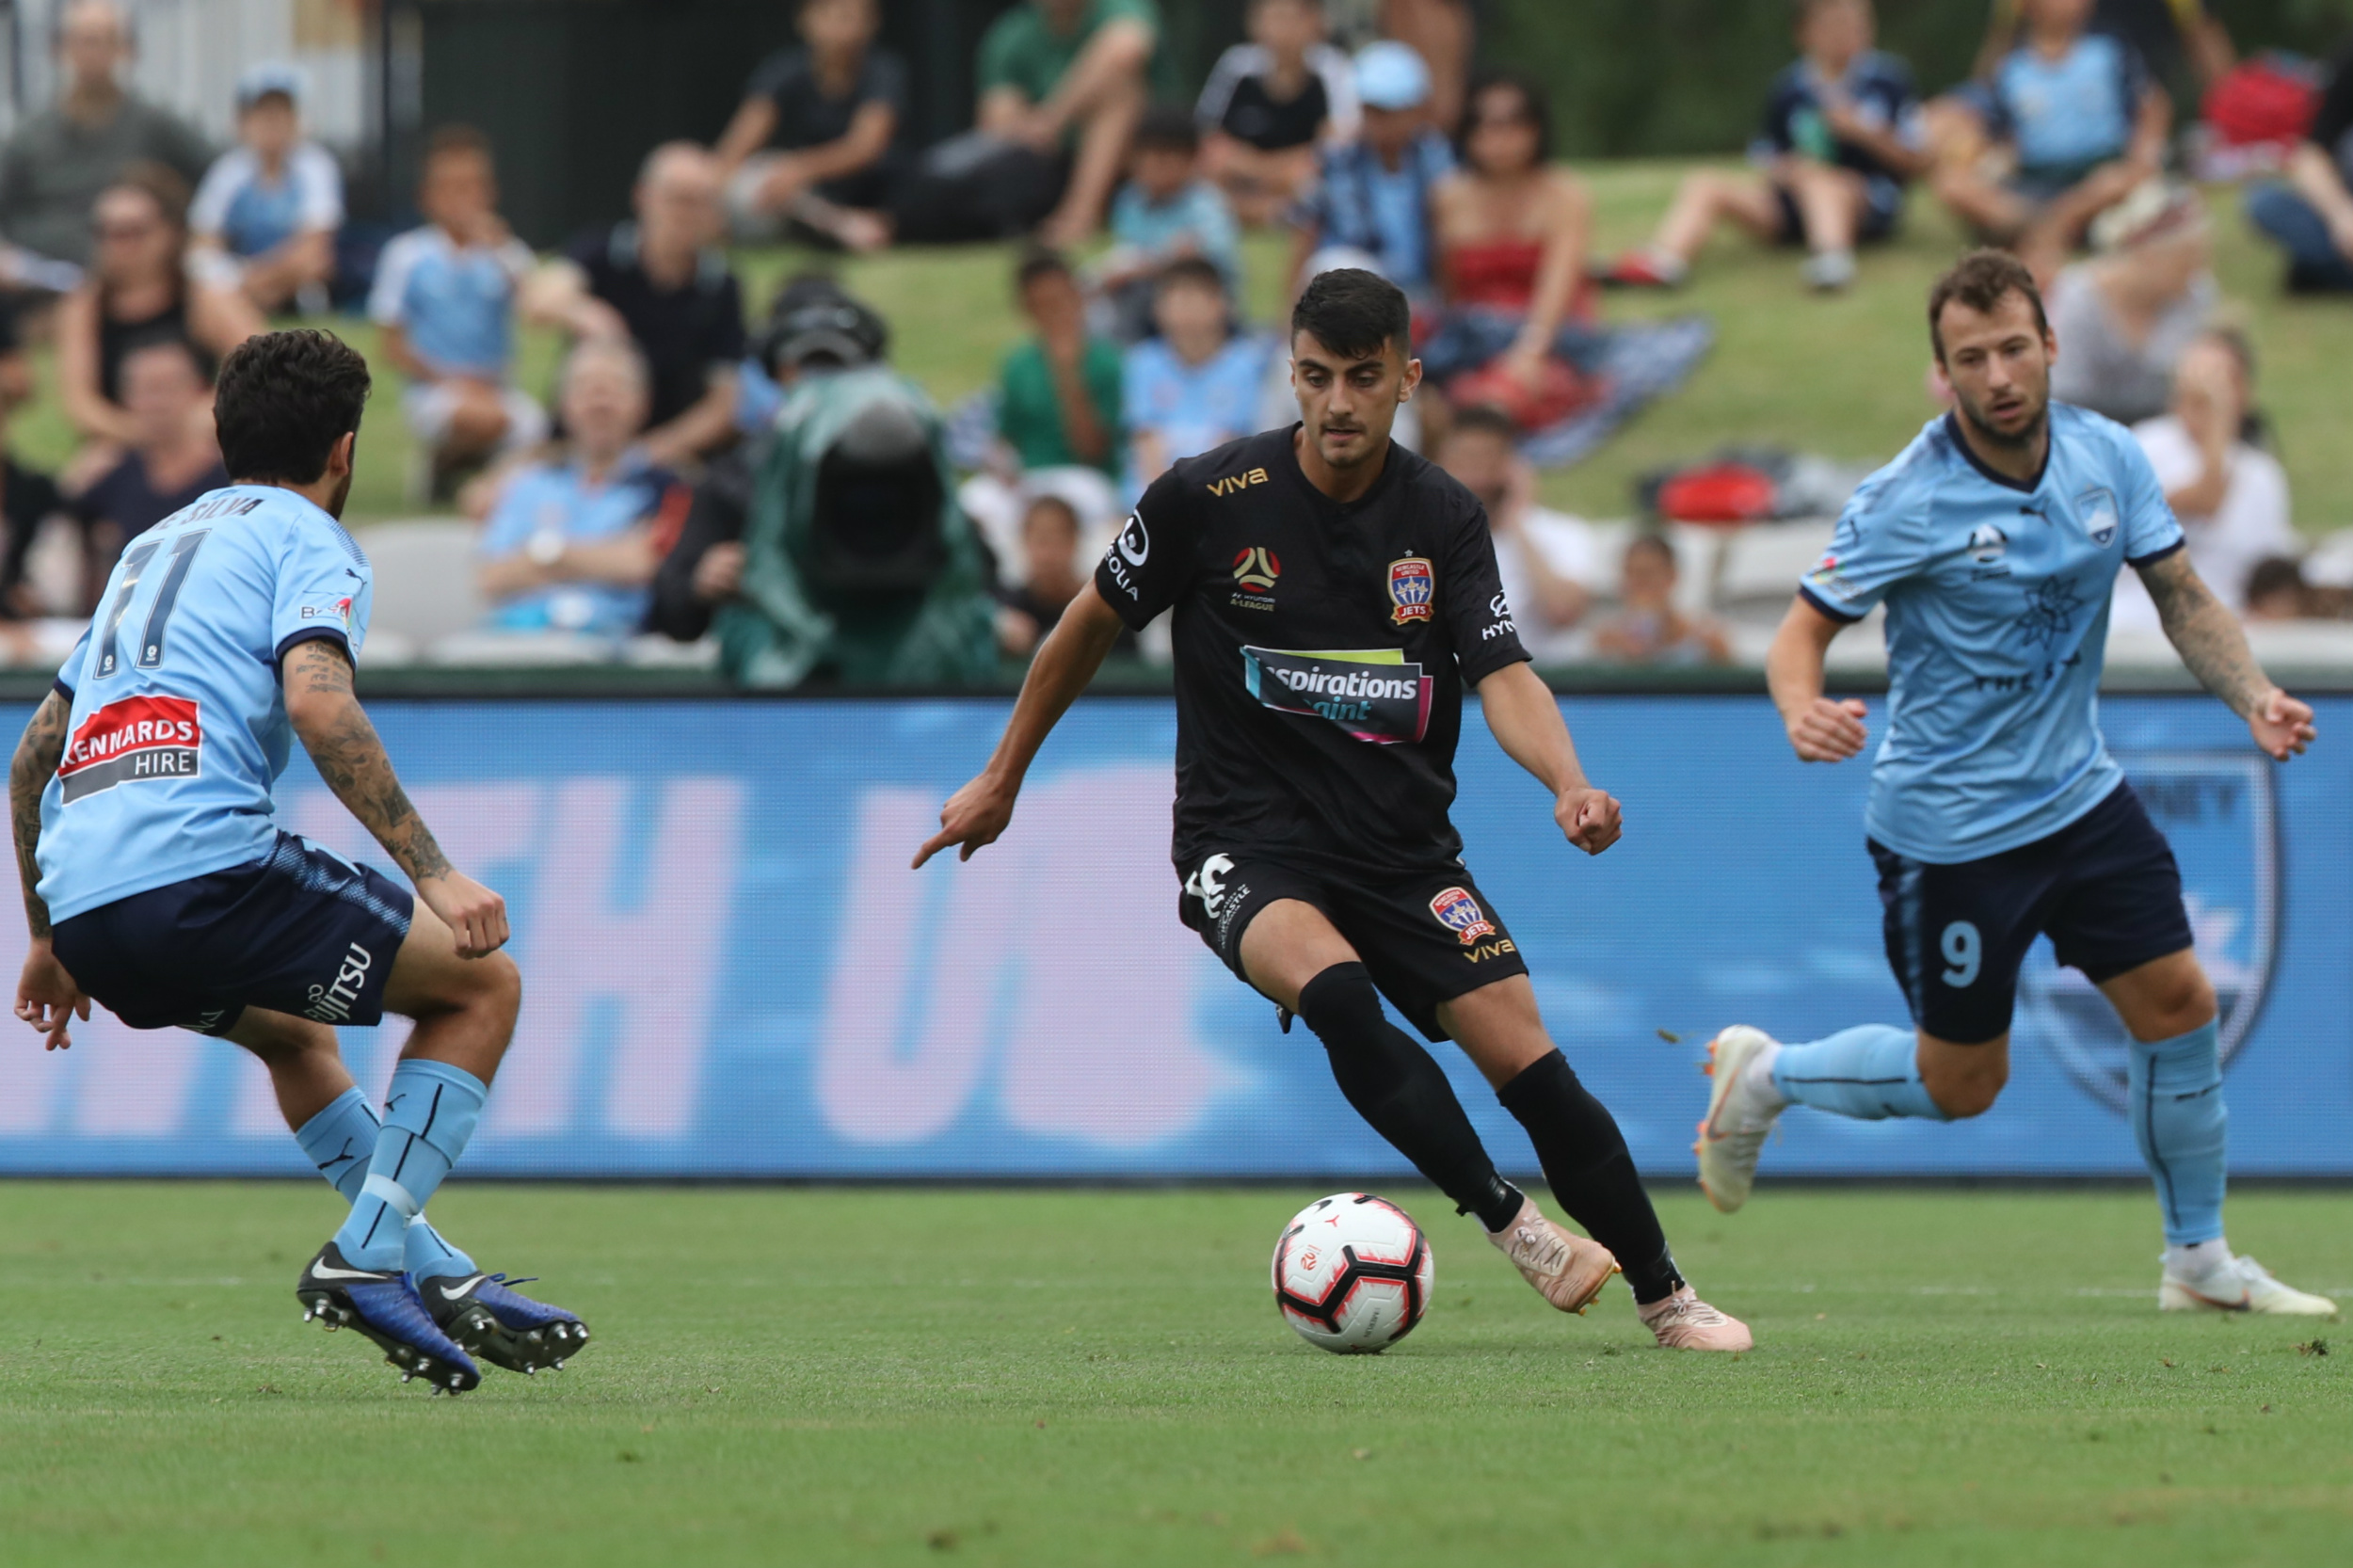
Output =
[
  {"x1": 415, "y1": 1270, "x2": 591, "y2": 1375},
  {"x1": 296, "y1": 1241, "x2": 482, "y2": 1393}
]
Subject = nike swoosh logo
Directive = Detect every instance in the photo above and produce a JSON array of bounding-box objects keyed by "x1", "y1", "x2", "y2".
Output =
[
  {"x1": 309, "y1": 1262, "x2": 394, "y2": 1282},
  {"x1": 439, "y1": 1275, "x2": 487, "y2": 1301}
]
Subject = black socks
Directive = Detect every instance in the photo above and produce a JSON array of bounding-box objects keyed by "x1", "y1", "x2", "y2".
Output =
[
  {"x1": 1297, "y1": 963, "x2": 1523, "y2": 1233},
  {"x1": 1497, "y1": 1049, "x2": 1686, "y2": 1305}
]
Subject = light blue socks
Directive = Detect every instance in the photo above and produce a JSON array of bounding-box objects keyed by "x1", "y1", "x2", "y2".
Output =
[
  {"x1": 329, "y1": 1061, "x2": 488, "y2": 1272},
  {"x1": 1769, "y1": 1023, "x2": 1949, "y2": 1122},
  {"x1": 2128, "y1": 1020, "x2": 2227, "y2": 1246},
  {"x1": 295, "y1": 1086, "x2": 479, "y2": 1277}
]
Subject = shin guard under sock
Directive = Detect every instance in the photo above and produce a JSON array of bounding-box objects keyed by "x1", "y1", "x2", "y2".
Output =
[
  {"x1": 296, "y1": 1088, "x2": 475, "y2": 1275},
  {"x1": 1297, "y1": 963, "x2": 1521, "y2": 1232},
  {"x1": 1770, "y1": 1023, "x2": 1948, "y2": 1121},
  {"x1": 1497, "y1": 1050, "x2": 1684, "y2": 1304},
  {"x1": 2129, "y1": 1019, "x2": 2227, "y2": 1246},
  {"x1": 332, "y1": 1060, "x2": 488, "y2": 1272}
]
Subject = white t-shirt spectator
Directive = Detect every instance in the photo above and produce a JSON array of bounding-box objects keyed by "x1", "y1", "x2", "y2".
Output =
[
  {"x1": 2111, "y1": 415, "x2": 2295, "y2": 631},
  {"x1": 1492, "y1": 506, "x2": 1599, "y2": 663},
  {"x1": 190, "y1": 143, "x2": 344, "y2": 260}
]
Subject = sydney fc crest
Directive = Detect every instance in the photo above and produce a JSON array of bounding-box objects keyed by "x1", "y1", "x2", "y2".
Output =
[
  {"x1": 2017, "y1": 754, "x2": 2279, "y2": 1113},
  {"x1": 1387, "y1": 556, "x2": 1433, "y2": 625},
  {"x1": 1429, "y1": 887, "x2": 1496, "y2": 945},
  {"x1": 2073, "y1": 487, "x2": 2119, "y2": 549}
]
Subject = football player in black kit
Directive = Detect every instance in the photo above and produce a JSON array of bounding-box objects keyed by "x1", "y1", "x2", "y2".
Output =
[{"x1": 916, "y1": 269, "x2": 1750, "y2": 1350}]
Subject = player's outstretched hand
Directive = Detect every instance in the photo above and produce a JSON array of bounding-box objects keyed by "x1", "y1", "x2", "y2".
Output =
[
  {"x1": 2249, "y1": 688, "x2": 2316, "y2": 762},
  {"x1": 1555, "y1": 786, "x2": 1623, "y2": 856},
  {"x1": 913, "y1": 773, "x2": 1017, "y2": 869},
  {"x1": 15, "y1": 940, "x2": 89, "y2": 1050},
  {"x1": 1788, "y1": 697, "x2": 1868, "y2": 762},
  {"x1": 419, "y1": 872, "x2": 510, "y2": 958}
]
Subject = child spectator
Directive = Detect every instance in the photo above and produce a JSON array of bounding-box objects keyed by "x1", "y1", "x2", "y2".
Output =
[
  {"x1": 994, "y1": 492, "x2": 1137, "y2": 657},
  {"x1": 1930, "y1": 0, "x2": 2169, "y2": 283},
  {"x1": 2244, "y1": 45, "x2": 2353, "y2": 293},
  {"x1": 1123, "y1": 256, "x2": 1269, "y2": 495},
  {"x1": 66, "y1": 339, "x2": 227, "y2": 607},
  {"x1": 476, "y1": 340, "x2": 683, "y2": 638},
  {"x1": 369, "y1": 126, "x2": 548, "y2": 495},
  {"x1": 188, "y1": 64, "x2": 342, "y2": 315},
  {"x1": 1197, "y1": 0, "x2": 1358, "y2": 226},
  {"x1": 2046, "y1": 182, "x2": 2214, "y2": 425},
  {"x1": 976, "y1": 0, "x2": 1171, "y2": 247},
  {"x1": 1593, "y1": 533, "x2": 1731, "y2": 666},
  {"x1": 712, "y1": 0, "x2": 902, "y2": 252},
  {"x1": 1095, "y1": 104, "x2": 1241, "y2": 342},
  {"x1": 961, "y1": 248, "x2": 1125, "y2": 579},
  {"x1": 1287, "y1": 40, "x2": 1453, "y2": 297},
  {"x1": 1434, "y1": 405, "x2": 1594, "y2": 661},
  {"x1": 1607, "y1": 0, "x2": 1926, "y2": 294}
]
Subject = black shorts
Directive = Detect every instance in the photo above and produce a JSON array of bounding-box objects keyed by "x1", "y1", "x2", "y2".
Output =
[
  {"x1": 1871, "y1": 782, "x2": 2193, "y2": 1047},
  {"x1": 53, "y1": 831, "x2": 414, "y2": 1035},
  {"x1": 1177, "y1": 851, "x2": 1528, "y2": 1041}
]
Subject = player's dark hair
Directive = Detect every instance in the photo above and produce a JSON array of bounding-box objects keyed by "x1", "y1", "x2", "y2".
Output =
[
  {"x1": 423, "y1": 122, "x2": 493, "y2": 172},
  {"x1": 1156, "y1": 253, "x2": 1226, "y2": 296},
  {"x1": 1447, "y1": 404, "x2": 1521, "y2": 444},
  {"x1": 1131, "y1": 103, "x2": 1200, "y2": 156},
  {"x1": 1015, "y1": 245, "x2": 1073, "y2": 294},
  {"x1": 1927, "y1": 248, "x2": 2049, "y2": 362},
  {"x1": 214, "y1": 329, "x2": 372, "y2": 485},
  {"x1": 1460, "y1": 71, "x2": 1552, "y2": 165},
  {"x1": 1290, "y1": 267, "x2": 1410, "y2": 360}
]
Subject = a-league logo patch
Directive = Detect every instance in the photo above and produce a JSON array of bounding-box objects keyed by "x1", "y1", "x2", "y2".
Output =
[
  {"x1": 1387, "y1": 556, "x2": 1433, "y2": 625},
  {"x1": 1428, "y1": 887, "x2": 1495, "y2": 945},
  {"x1": 2074, "y1": 487, "x2": 2119, "y2": 548}
]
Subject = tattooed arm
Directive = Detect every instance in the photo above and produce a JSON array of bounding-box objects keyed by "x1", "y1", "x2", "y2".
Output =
[
  {"x1": 11, "y1": 691, "x2": 88, "y2": 1048},
  {"x1": 281, "y1": 639, "x2": 511, "y2": 956},
  {"x1": 2137, "y1": 549, "x2": 2316, "y2": 761}
]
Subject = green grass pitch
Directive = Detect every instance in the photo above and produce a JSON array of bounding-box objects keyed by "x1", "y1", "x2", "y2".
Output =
[{"x1": 3, "y1": 1181, "x2": 2348, "y2": 1565}]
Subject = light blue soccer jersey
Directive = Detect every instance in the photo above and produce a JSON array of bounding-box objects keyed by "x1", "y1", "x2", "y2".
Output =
[
  {"x1": 1800, "y1": 406, "x2": 2184, "y2": 864},
  {"x1": 37, "y1": 486, "x2": 373, "y2": 922}
]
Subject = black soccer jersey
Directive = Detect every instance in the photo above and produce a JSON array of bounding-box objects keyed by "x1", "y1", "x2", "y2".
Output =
[{"x1": 1095, "y1": 425, "x2": 1530, "y2": 877}]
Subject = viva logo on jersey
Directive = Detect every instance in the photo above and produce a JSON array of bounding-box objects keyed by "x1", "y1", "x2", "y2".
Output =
[
  {"x1": 1241, "y1": 646, "x2": 1433, "y2": 744},
  {"x1": 57, "y1": 696, "x2": 202, "y2": 802}
]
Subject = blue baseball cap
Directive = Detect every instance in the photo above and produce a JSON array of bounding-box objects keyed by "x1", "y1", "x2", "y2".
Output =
[
  {"x1": 236, "y1": 62, "x2": 305, "y2": 109},
  {"x1": 1353, "y1": 40, "x2": 1432, "y2": 112}
]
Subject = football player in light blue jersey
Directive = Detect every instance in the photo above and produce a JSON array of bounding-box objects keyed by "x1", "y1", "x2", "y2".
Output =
[
  {"x1": 1694, "y1": 250, "x2": 2335, "y2": 1316},
  {"x1": 8, "y1": 330, "x2": 590, "y2": 1391}
]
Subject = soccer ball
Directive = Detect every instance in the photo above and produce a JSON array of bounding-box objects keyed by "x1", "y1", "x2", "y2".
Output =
[{"x1": 1271, "y1": 1192, "x2": 1433, "y2": 1353}]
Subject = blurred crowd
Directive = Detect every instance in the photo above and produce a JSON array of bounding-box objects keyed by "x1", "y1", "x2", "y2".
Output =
[{"x1": 0, "y1": 0, "x2": 2347, "y2": 678}]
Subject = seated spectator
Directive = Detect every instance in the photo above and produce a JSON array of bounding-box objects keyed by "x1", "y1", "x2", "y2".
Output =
[
  {"x1": 527, "y1": 143, "x2": 745, "y2": 469},
  {"x1": 1434, "y1": 406, "x2": 1593, "y2": 660},
  {"x1": 1973, "y1": 0, "x2": 2233, "y2": 98},
  {"x1": 1592, "y1": 533, "x2": 1731, "y2": 666},
  {"x1": 1197, "y1": 0, "x2": 1358, "y2": 226},
  {"x1": 2046, "y1": 182, "x2": 2213, "y2": 425},
  {"x1": 2242, "y1": 556, "x2": 2314, "y2": 622},
  {"x1": 1607, "y1": 0, "x2": 1927, "y2": 294},
  {"x1": 370, "y1": 126, "x2": 548, "y2": 495},
  {"x1": 712, "y1": 0, "x2": 901, "y2": 252},
  {"x1": 960, "y1": 248, "x2": 1125, "y2": 578},
  {"x1": 55, "y1": 165, "x2": 263, "y2": 451},
  {"x1": 188, "y1": 64, "x2": 342, "y2": 315},
  {"x1": 1288, "y1": 40, "x2": 1452, "y2": 297},
  {"x1": 994, "y1": 492, "x2": 1136, "y2": 657},
  {"x1": 66, "y1": 339, "x2": 228, "y2": 606},
  {"x1": 2244, "y1": 44, "x2": 2353, "y2": 294},
  {"x1": 1420, "y1": 70, "x2": 1596, "y2": 396},
  {"x1": 0, "y1": 388, "x2": 64, "y2": 625},
  {"x1": 1123, "y1": 257, "x2": 1270, "y2": 494},
  {"x1": 1094, "y1": 104, "x2": 1241, "y2": 342},
  {"x1": 1930, "y1": 0, "x2": 2169, "y2": 283},
  {"x1": 477, "y1": 340, "x2": 682, "y2": 638},
  {"x1": 2112, "y1": 328, "x2": 2293, "y2": 631},
  {"x1": 0, "y1": 1, "x2": 209, "y2": 269},
  {"x1": 977, "y1": 0, "x2": 1170, "y2": 246}
]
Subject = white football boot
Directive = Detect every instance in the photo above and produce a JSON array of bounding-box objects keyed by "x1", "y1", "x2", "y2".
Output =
[
  {"x1": 1694, "y1": 1026, "x2": 1785, "y2": 1214},
  {"x1": 2160, "y1": 1250, "x2": 2339, "y2": 1317}
]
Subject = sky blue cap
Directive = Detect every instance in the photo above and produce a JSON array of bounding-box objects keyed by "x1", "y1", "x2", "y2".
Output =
[
  {"x1": 235, "y1": 61, "x2": 305, "y2": 108},
  {"x1": 1353, "y1": 40, "x2": 1432, "y2": 112}
]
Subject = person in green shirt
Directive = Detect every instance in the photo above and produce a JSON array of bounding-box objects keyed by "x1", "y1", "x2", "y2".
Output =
[
  {"x1": 978, "y1": 0, "x2": 1170, "y2": 246},
  {"x1": 959, "y1": 248, "x2": 1124, "y2": 590}
]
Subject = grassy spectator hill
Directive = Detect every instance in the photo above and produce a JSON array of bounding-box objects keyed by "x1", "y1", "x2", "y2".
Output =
[{"x1": 8, "y1": 165, "x2": 2348, "y2": 532}]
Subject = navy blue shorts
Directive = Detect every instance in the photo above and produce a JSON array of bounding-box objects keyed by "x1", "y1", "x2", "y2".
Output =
[
  {"x1": 1869, "y1": 782, "x2": 2193, "y2": 1047},
  {"x1": 53, "y1": 831, "x2": 414, "y2": 1034}
]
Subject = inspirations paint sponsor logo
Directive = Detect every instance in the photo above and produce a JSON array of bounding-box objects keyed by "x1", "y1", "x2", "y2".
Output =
[
  {"x1": 1241, "y1": 646, "x2": 1433, "y2": 744},
  {"x1": 56, "y1": 696, "x2": 202, "y2": 802}
]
